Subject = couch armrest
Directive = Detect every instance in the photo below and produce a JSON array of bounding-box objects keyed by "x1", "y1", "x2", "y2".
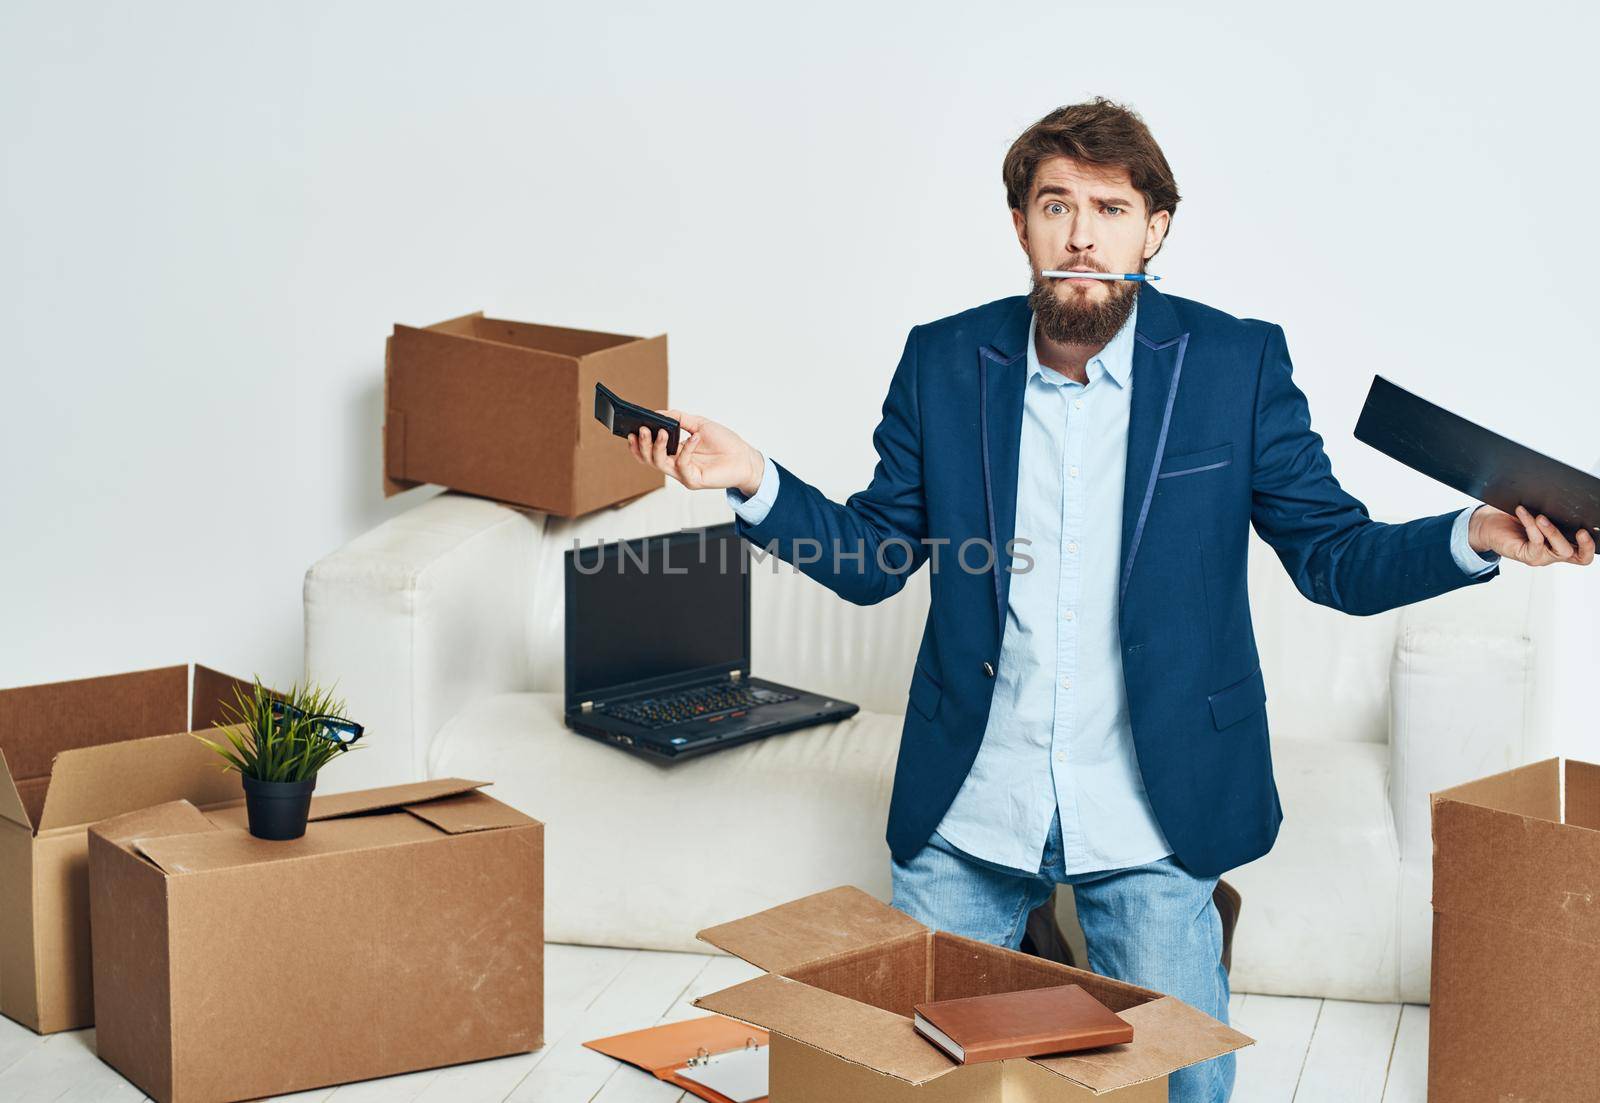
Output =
[
  {"x1": 1389, "y1": 568, "x2": 1541, "y2": 852},
  {"x1": 304, "y1": 493, "x2": 541, "y2": 790},
  {"x1": 1388, "y1": 571, "x2": 1538, "y2": 1001}
]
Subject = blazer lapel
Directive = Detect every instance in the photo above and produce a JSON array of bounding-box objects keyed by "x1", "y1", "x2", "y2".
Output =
[
  {"x1": 977, "y1": 297, "x2": 1030, "y2": 642},
  {"x1": 1119, "y1": 284, "x2": 1190, "y2": 606}
]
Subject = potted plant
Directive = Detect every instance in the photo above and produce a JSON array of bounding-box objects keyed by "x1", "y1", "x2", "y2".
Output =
[{"x1": 196, "y1": 678, "x2": 364, "y2": 840}]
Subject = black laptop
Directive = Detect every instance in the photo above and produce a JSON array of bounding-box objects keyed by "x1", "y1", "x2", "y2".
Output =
[{"x1": 563, "y1": 522, "x2": 859, "y2": 760}]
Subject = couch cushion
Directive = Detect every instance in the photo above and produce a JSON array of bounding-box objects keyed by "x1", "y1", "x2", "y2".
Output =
[
  {"x1": 428, "y1": 692, "x2": 902, "y2": 951},
  {"x1": 432, "y1": 693, "x2": 1412, "y2": 1000}
]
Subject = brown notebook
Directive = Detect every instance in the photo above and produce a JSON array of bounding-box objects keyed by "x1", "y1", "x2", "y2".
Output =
[{"x1": 913, "y1": 983, "x2": 1134, "y2": 1064}]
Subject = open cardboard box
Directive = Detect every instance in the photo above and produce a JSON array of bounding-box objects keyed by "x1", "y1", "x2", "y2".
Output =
[
  {"x1": 1430, "y1": 757, "x2": 1600, "y2": 1100},
  {"x1": 0, "y1": 663, "x2": 253, "y2": 1032},
  {"x1": 89, "y1": 777, "x2": 544, "y2": 1103},
  {"x1": 384, "y1": 311, "x2": 668, "y2": 516},
  {"x1": 693, "y1": 886, "x2": 1252, "y2": 1102}
]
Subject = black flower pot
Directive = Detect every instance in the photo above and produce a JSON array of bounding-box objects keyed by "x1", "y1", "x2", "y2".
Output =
[{"x1": 241, "y1": 774, "x2": 318, "y2": 840}]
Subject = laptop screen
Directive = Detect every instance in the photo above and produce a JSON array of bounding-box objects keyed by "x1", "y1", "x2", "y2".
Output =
[{"x1": 564, "y1": 523, "x2": 750, "y2": 704}]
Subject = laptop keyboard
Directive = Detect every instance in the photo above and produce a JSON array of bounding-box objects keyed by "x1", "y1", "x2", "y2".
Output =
[{"x1": 602, "y1": 682, "x2": 798, "y2": 730}]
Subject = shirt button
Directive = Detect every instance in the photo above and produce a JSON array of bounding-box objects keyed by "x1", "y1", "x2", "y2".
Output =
[
  {"x1": 1066, "y1": 541, "x2": 1078, "y2": 555},
  {"x1": 1074, "y1": 400, "x2": 1084, "y2": 410},
  {"x1": 1055, "y1": 751, "x2": 1066, "y2": 764},
  {"x1": 1063, "y1": 610, "x2": 1075, "y2": 621},
  {"x1": 1069, "y1": 466, "x2": 1080, "y2": 478},
  {"x1": 1060, "y1": 676, "x2": 1072, "y2": 691}
]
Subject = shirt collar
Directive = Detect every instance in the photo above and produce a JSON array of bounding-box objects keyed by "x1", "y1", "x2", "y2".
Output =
[{"x1": 1027, "y1": 296, "x2": 1139, "y2": 389}]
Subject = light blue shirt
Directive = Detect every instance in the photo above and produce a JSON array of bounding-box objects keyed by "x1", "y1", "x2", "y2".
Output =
[
  {"x1": 935, "y1": 303, "x2": 1172, "y2": 873},
  {"x1": 729, "y1": 308, "x2": 1498, "y2": 875}
]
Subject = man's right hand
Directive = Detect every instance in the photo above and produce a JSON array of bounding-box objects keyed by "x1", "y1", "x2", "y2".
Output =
[{"x1": 626, "y1": 410, "x2": 765, "y2": 497}]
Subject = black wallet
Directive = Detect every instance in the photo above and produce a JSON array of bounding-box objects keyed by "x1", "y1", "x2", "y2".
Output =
[{"x1": 595, "y1": 381, "x2": 679, "y2": 456}]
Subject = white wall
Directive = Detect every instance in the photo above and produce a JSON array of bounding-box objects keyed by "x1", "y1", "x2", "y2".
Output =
[{"x1": 3, "y1": 1, "x2": 1595, "y2": 753}]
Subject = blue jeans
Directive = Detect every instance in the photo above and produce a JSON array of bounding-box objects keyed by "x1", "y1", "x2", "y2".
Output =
[{"x1": 890, "y1": 811, "x2": 1233, "y2": 1103}]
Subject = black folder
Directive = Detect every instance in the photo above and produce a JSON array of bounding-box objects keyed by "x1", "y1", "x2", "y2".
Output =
[{"x1": 1354, "y1": 375, "x2": 1600, "y2": 538}]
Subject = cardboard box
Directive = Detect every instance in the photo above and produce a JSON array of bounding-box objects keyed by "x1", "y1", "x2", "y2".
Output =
[
  {"x1": 384, "y1": 311, "x2": 668, "y2": 516},
  {"x1": 692, "y1": 886, "x2": 1252, "y2": 1102},
  {"x1": 0, "y1": 663, "x2": 254, "y2": 1033},
  {"x1": 1429, "y1": 757, "x2": 1600, "y2": 1100},
  {"x1": 89, "y1": 777, "x2": 544, "y2": 1103}
]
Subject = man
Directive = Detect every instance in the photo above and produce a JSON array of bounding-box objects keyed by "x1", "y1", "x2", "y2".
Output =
[{"x1": 626, "y1": 98, "x2": 1594, "y2": 1103}]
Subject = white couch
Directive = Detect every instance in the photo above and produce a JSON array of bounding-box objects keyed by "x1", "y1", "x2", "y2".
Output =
[{"x1": 304, "y1": 481, "x2": 1546, "y2": 1003}]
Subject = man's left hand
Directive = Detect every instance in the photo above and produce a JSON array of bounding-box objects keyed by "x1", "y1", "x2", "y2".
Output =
[{"x1": 1469, "y1": 504, "x2": 1596, "y2": 567}]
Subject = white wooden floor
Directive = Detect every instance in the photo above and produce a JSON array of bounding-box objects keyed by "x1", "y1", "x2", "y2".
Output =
[{"x1": 0, "y1": 943, "x2": 1430, "y2": 1102}]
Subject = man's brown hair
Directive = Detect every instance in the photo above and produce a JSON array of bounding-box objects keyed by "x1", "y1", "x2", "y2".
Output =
[{"x1": 1002, "y1": 97, "x2": 1181, "y2": 259}]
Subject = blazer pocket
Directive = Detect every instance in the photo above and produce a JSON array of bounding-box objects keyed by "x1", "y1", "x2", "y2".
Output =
[
  {"x1": 908, "y1": 664, "x2": 943, "y2": 720},
  {"x1": 1208, "y1": 664, "x2": 1266, "y2": 730},
  {"x1": 1159, "y1": 442, "x2": 1233, "y2": 480}
]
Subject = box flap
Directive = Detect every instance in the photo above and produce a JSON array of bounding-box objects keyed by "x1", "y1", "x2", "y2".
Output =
[
  {"x1": 92, "y1": 780, "x2": 502, "y2": 876},
  {"x1": 404, "y1": 790, "x2": 535, "y2": 834},
  {"x1": 0, "y1": 747, "x2": 30, "y2": 830},
  {"x1": 1432, "y1": 778, "x2": 1600, "y2": 942},
  {"x1": 36, "y1": 729, "x2": 244, "y2": 833},
  {"x1": 190, "y1": 665, "x2": 257, "y2": 732},
  {"x1": 130, "y1": 809, "x2": 445, "y2": 875},
  {"x1": 386, "y1": 407, "x2": 409, "y2": 483},
  {"x1": 470, "y1": 316, "x2": 637, "y2": 357},
  {"x1": 416, "y1": 310, "x2": 485, "y2": 337},
  {"x1": 696, "y1": 886, "x2": 927, "y2": 973},
  {"x1": 90, "y1": 799, "x2": 219, "y2": 853},
  {"x1": 694, "y1": 973, "x2": 957, "y2": 1085},
  {"x1": 307, "y1": 777, "x2": 489, "y2": 822},
  {"x1": 0, "y1": 665, "x2": 191, "y2": 832},
  {"x1": 1564, "y1": 759, "x2": 1600, "y2": 831},
  {"x1": 1028, "y1": 995, "x2": 1254, "y2": 1094},
  {"x1": 382, "y1": 333, "x2": 422, "y2": 497},
  {"x1": 1431, "y1": 757, "x2": 1560, "y2": 821}
]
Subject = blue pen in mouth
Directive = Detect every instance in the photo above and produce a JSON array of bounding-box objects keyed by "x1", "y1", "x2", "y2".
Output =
[{"x1": 1042, "y1": 268, "x2": 1160, "y2": 282}]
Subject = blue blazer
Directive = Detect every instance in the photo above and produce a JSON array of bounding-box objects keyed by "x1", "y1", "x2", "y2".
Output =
[{"x1": 733, "y1": 284, "x2": 1497, "y2": 877}]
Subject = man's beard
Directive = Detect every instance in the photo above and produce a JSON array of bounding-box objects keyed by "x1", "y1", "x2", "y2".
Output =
[{"x1": 1028, "y1": 270, "x2": 1140, "y2": 347}]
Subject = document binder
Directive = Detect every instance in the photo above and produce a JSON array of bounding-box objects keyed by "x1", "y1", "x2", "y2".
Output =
[
  {"x1": 585, "y1": 1014, "x2": 770, "y2": 1103},
  {"x1": 1355, "y1": 375, "x2": 1600, "y2": 538}
]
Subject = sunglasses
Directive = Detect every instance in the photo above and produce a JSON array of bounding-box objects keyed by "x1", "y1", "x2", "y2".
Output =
[{"x1": 268, "y1": 698, "x2": 365, "y2": 750}]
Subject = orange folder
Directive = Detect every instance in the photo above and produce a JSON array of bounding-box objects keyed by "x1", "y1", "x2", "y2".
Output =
[{"x1": 585, "y1": 1014, "x2": 770, "y2": 1103}]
